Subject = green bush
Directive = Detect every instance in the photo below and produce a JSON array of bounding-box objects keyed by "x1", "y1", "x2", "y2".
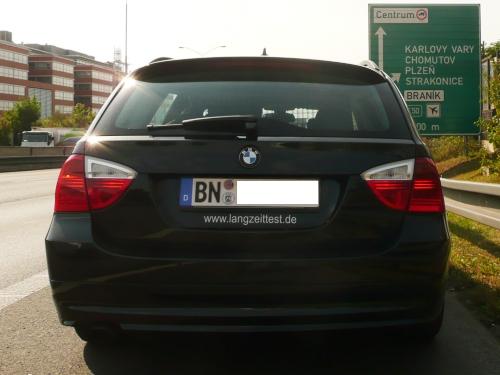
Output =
[
  {"x1": 63, "y1": 131, "x2": 85, "y2": 139},
  {"x1": 2, "y1": 97, "x2": 41, "y2": 145},
  {"x1": 476, "y1": 60, "x2": 500, "y2": 174},
  {"x1": 37, "y1": 104, "x2": 95, "y2": 129},
  {"x1": 0, "y1": 114, "x2": 12, "y2": 145},
  {"x1": 422, "y1": 136, "x2": 478, "y2": 162}
]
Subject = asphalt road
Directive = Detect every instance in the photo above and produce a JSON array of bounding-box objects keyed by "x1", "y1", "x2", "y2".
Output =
[
  {"x1": 0, "y1": 169, "x2": 499, "y2": 375},
  {"x1": 0, "y1": 169, "x2": 58, "y2": 289}
]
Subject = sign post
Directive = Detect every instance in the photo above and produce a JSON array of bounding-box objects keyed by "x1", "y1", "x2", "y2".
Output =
[{"x1": 368, "y1": 4, "x2": 480, "y2": 135}]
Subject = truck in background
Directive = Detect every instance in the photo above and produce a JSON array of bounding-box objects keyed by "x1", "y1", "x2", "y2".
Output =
[
  {"x1": 20, "y1": 131, "x2": 55, "y2": 147},
  {"x1": 29, "y1": 127, "x2": 86, "y2": 146}
]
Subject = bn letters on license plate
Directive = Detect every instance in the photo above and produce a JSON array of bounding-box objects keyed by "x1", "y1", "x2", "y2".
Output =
[{"x1": 179, "y1": 178, "x2": 319, "y2": 208}]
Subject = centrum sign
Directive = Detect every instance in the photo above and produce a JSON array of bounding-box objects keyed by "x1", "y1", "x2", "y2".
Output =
[
  {"x1": 369, "y1": 4, "x2": 480, "y2": 135},
  {"x1": 373, "y1": 8, "x2": 429, "y2": 23}
]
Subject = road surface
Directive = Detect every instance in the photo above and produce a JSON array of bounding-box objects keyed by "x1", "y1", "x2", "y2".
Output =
[
  {"x1": 0, "y1": 169, "x2": 499, "y2": 375},
  {"x1": 0, "y1": 169, "x2": 58, "y2": 289}
]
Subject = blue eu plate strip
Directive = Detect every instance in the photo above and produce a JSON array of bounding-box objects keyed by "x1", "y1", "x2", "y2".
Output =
[{"x1": 179, "y1": 178, "x2": 193, "y2": 207}]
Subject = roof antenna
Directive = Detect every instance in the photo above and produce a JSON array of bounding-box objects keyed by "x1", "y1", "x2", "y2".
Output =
[{"x1": 261, "y1": 48, "x2": 268, "y2": 56}]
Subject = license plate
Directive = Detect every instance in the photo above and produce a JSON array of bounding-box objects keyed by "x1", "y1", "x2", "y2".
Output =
[{"x1": 179, "y1": 178, "x2": 319, "y2": 207}]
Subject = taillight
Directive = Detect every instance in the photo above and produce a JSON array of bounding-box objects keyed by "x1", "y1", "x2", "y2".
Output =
[
  {"x1": 54, "y1": 155, "x2": 136, "y2": 213},
  {"x1": 85, "y1": 156, "x2": 136, "y2": 210},
  {"x1": 55, "y1": 154, "x2": 88, "y2": 212},
  {"x1": 362, "y1": 157, "x2": 444, "y2": 213},
  {"x1": 362, "y1": 159, "x2": 414, "y2": 211},
  {"x1": 408, "y1": 157, "x2": 444, "y2": 213}
]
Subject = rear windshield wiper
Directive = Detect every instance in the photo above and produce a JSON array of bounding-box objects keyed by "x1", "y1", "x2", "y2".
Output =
[{"x1": 147, "y1": 115, "x2": 258, "y2": 140}]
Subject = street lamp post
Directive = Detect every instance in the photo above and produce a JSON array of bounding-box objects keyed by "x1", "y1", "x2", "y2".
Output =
[{"x1": 178, "y1": 45, "x2": 226, "y2": 56}]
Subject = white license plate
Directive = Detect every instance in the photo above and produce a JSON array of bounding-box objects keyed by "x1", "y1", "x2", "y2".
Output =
[{"x1": 179, "y1": 178, "x2": 319, "y2": 207}]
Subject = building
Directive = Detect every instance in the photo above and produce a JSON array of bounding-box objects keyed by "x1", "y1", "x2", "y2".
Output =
[
  {"x1": 0, "y1": 31, "x2": 124, "y2": 117},
  {"x1": 28, "y1": 53, "x2": 75, "y2": 115},
  {"x1": 0, "y1": 31, "x2": 29, "y2": 113},
  {"x1": 25, "y1": 43, "x2": 122, "y2": 113}
]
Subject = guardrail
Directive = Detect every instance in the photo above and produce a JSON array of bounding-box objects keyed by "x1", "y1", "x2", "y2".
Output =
[
  {"x1": 0, "y1": 146, "x2": 73, "y2": 157},
  {"x1": 0, "y1": 146, "x2": 73, "y2": 172},
  {"x1": 441, "y1": 178, "x2": 500, "y2": 229},
  {"x1": 0, "y1": 156, "x2": 68, "y2": 173}
]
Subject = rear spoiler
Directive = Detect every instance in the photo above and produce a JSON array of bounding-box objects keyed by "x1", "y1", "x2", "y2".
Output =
[
  {"x1": 359, "y1": 60, "x2": 389, "y2": 80},
  {"x1": 134, "y1": 57, "x2": 388, "y2": 85}
]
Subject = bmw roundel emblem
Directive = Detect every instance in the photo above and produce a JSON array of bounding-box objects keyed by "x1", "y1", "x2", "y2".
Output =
[{"x1": 239, "y1": 146, "x2": 260, "y2": 168}]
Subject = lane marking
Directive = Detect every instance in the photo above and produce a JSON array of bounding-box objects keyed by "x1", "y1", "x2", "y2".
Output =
[{"x1": 0, "y1": 270, "x2": 49, "y2": 311}]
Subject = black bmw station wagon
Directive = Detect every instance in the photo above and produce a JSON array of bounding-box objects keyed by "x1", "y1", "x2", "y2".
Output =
[{"x1": 46, "y1": 57, "x2": 450, "y2": 342}]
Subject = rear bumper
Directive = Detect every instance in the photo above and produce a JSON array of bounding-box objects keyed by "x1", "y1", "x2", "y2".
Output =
[
  {"x1": 55, "y1": 297, "x2": 444, "y2": 333},
  {"x1": 46, "y1": 213, "x2": 450, "y2": 332}
]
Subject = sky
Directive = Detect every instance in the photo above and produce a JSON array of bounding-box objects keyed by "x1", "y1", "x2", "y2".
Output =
[{"x1": 2, "y1": 0, "x2": 499, "y2": 71}]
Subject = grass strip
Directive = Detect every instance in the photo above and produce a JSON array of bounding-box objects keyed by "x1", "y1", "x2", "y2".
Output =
[{"x1": 447, "y1": 212, "x2": 500, "y2": 340}]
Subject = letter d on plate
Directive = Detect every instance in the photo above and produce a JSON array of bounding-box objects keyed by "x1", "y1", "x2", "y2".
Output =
[{"x1": 179, "y1": 178, "x2": 193, "y2": 206}]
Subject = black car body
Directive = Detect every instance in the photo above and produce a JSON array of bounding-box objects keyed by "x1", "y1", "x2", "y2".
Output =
[{"x1": 45, "y1": 57, "x2": 450, "y2": 340}]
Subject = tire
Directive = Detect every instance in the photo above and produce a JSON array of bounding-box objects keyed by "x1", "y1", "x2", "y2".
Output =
[
  {"x1": 406, "y1": 307, "x2": 444, "y2": 342},
  {"x1": 74, "y1": 324, "x2": 123, "y2": 344}
]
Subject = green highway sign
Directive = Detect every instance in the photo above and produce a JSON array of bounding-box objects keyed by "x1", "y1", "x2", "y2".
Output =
[{"x1": 368, "y1": 4, "x2": 480, "y2": 135}]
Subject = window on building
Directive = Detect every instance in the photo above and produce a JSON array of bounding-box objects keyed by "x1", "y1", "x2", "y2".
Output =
[
  {"x1": 91, "y1": 83, "x2": 112, "y2": 93},
  {"x1": 53, "y1": 62, "x2": 74, "y2": 73},
  {"x1": 0, "y1": 100, "x2": 15, "y2": 111},
  {"x1": 14, "y1": 69, "x2": 27, "y2": 79},
  {"x1": 91, "y1": 70, "x2": 113, "y2": 82},
  {"x1": 75, "y1": 71, "x2": 91, "y2": 79},
  {"x1": 0, "y1": 83, "x2": 25, "y2": 96},
  {"x1": 30, "y1": 76, "x2": 52, "y2": 84},
  {"x1": 28, "y1": 87, "x2": 53, "y2": 118},
  {"x1": 29, "y1": 62, "x2": 51, "y2": 70},
  {"x1": 0, "y1": 47, "x2": 28, "y2": 64},
  {"x1": 52, "y1": 76, "x2": 73, "y2": 88},
  {"x1": 74, "y1": 83, "x2": 91, "y2": 91},
  {"x1": 54, "y1": 104, "x2": 73, "y2": 114},
  {"x1": 55, "y1": 91, "x2": 74, "y2": 101},
  {"x1": 92, "y1": 95, "x2": 107, "y2": 105},
  {"x1": 0, "y1": 66, "x2": 28, "y2": 80}
]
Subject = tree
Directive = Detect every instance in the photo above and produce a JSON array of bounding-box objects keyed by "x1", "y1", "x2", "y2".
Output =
[
  {"x1": 0, "y1": 114, "x2": 11, "y2": 145},
  {"x1": 483, "y1": 41, "x2": 500, "y2": 59},
  {"x1": 477, "y1": 56, "x2": 499, "y2": 174},
  {"x1": 38, "y1": 111, "x2": 72, "y2": 128},
  {"x1": 37, "y1": 104, "x2": 95, "y2": 129},
  {"x1": 70, "y1": 103, "x2": 95, "y2": 128},
  {"x1": 3, "y1": 97, "x2": 41, "y2": 145}
]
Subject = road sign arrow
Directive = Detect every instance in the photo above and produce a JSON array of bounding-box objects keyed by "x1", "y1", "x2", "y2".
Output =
[
  {"x1": 390, "y1": 73, "x2": 401, "y2": 83},
  {"x1": 375, "y1": 27, "x2": 386, "y2": 70}
]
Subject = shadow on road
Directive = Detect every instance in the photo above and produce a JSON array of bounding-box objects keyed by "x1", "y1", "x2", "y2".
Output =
[{"x1": 83, "y1": 330, "x2": 441, "y2": 375}]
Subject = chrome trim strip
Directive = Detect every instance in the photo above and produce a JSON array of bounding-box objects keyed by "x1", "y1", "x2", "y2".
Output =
[{"x1": 87, "y1": 135, "x2": 414, "y2": 144}]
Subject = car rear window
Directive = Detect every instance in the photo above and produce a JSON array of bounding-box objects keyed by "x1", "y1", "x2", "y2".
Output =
[{"x1": 93, "y1": 63, "x2": 411, "y2": 139}]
